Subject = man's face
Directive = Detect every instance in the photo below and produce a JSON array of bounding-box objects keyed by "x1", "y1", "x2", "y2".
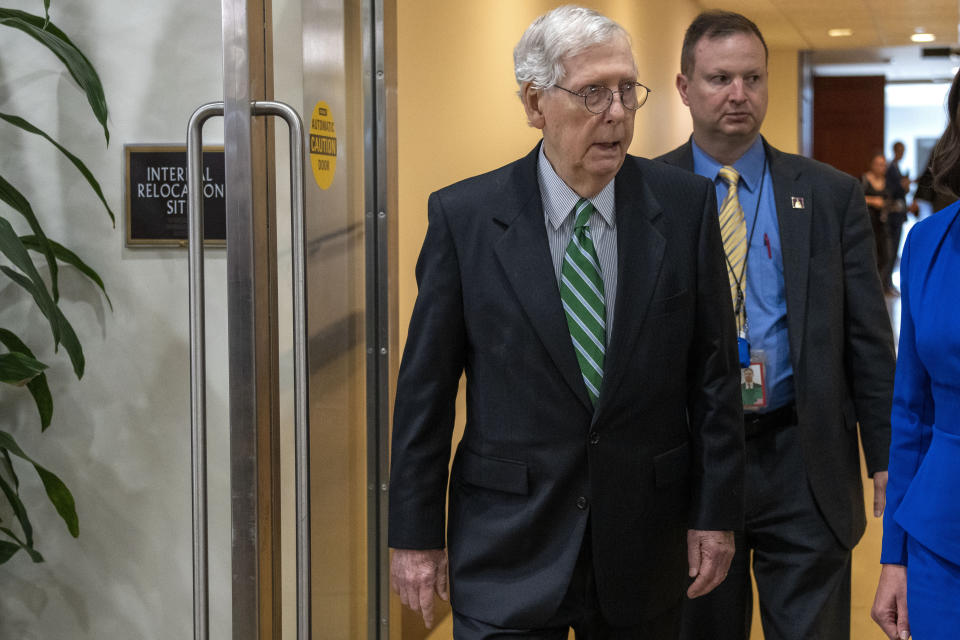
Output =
[
  {"x1": 523, "y1": 37, "x2": 637, "y2": 196},
  {"x1": 893, "y1": 143, "x2": 905, "y2": 161},
  {"x1": 676, "y1": 32, "x2": 768, "y2": 147},
  {"x1": 743, "y1": 368, "x2": 754, "y2": 383}
]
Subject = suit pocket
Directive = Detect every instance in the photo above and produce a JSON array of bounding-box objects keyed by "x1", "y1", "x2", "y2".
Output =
[
  {"x1": 653, "y1": 441, "x2": 690, "y2": 488},
  {"x1": 459, "y1": 448, "x2": 529, "y2": 495}
]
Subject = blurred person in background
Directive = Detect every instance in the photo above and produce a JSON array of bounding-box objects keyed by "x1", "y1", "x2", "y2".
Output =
[
  {"x1": 862, "y1": 152, "x2": 893, "y2": 294},
  {"x1": 884, "y1": 141, "x2": 917, "y2": 294}
]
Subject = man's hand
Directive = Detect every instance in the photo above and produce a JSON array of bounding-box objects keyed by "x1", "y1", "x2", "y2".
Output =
[
  {"x1": 390, "y1": 548, "x2": 449, "y2": 629},
  {"x1": 686, "y1": 529, "x2": 735, "y2": 598},
  {"x1": 871, "y1": 563, "x2": 909, "y2": 639},
  {"x1": 873, "y1": 471, "x2": 888, "y2": 517}
]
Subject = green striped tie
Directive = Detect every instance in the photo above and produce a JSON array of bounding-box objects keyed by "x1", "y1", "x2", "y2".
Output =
[{"x1": 560, "y1": 198, "x2": 606, "y2": 406}]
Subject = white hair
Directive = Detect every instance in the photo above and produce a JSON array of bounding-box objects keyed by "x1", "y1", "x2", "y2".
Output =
[{"x1": 513, "y1": 5, "x2": 631, "y2": 92}]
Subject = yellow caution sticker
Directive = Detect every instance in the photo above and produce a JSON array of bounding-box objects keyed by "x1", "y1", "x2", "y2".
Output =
[{"x1": 309, "y1": 101, "x2": 337, "y2": 190}]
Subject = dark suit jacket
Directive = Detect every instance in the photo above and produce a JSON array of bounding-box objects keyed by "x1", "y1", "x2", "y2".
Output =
[
  {"x1": 658, "y1": 137, "x2": 895, "y2": 550},
  {"x1": 388, "y1": 144, "x2": 744, "y2": 628}
]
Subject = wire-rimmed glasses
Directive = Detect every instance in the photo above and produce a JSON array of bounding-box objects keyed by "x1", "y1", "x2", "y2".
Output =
[{"x1": 554, "y1": 82, "x2": 651, "y2": 114}]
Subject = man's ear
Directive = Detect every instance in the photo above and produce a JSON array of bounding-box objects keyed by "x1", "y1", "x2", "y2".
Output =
[
  {"x1": 676, "y1": 73, "x2": 691, "y2": 107},
  {"x1": 521, "y1": 82, "x2": 546, "y2": 130}
]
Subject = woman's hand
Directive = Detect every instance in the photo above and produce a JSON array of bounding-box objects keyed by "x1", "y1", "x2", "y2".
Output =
[{"x1": 871, "y1": 563, "x2": 909, "y2": 639}]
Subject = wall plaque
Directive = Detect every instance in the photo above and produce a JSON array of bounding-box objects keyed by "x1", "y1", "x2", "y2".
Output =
[{"x1": 124, "y1": 144, "x2": 226, "y2": 247}]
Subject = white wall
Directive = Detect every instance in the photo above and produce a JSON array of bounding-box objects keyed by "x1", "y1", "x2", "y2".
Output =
[{"x1": 0, "y1": 1, "x2": 234, "y2": 637}]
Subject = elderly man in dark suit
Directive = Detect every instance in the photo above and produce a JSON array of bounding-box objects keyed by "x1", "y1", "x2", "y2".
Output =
[
  {"x1": 658, "y1": 11, "x2": 896, "y2": 640},
  {"x1": 388, "y1": 5, "x2": 745, "y2": 638}
]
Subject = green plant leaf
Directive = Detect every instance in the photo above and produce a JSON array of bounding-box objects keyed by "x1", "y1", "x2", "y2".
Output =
[
  {"x1": 0, "y1": 267, "x2": 83, "y2": 378},
  {"x1": 0, "y1": 328, "x2": 54, "y2": 429},
  {"x1": 1, "y1": 449, "x2": 20, "y2": 491},
  {"x1": 0, "y1": 218, "x2": 60, "y2": 347},
  {"x1": 28, "y1": 371, "x2": 53, "y2": 430},
  {"x1": 0, "y1": 174, "x2": 59, "y2": 300},
  {"x1": 0, "y1": 113, "x2": 115, "y2": 226},
  {"x1": 21, "y1": 235, "x2": 112, "y2": 311},
  {"x1": 54, "y1": 305, "x2": 84, "y2": 379},
  {"x1": 0, "y1": 265, "x2": 60, "y2": 352},
  {"x1": 0, "y1": 540, "x2": 20, "y2": 564},
  {"x1": 42, "y1": 0, "x2": 50, "y2": 24},
  {"x1": 35, "y1": 466, "x2": 78, "y2": 537},
  {"x1": 0, "y1": 351, "x2": 47, "y2": 386},
  {"x1": 0, "y1": 10, "x2": 109, "y2": 142},
  {"x1": 0, "y1": 470, "x2": 34, "y2": 547},
  {"x1": 0, "y1": 431, "x2": 78, "y2": 538},
  {"x1": 0, "y1": 527, "x2": 42, "y2": 563}
]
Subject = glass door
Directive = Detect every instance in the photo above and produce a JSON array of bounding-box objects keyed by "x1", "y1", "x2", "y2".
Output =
[{"x1": 200, "y1": 0, "x2": 395, "y2": 637}]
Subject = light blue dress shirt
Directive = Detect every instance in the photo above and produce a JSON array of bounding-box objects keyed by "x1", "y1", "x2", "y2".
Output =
[{"x1": 692, "y1": 136, "x2": 795, "y2": 412}]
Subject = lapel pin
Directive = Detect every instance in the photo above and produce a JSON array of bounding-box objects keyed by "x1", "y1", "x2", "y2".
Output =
[{"x1": 791, "y1": 196, "x2": 805, "y2": 209}]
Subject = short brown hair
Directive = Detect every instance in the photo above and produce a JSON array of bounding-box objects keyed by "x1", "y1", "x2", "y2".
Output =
[{"x1": 680, "y1": 10, "x2": 768, "y2": 76}]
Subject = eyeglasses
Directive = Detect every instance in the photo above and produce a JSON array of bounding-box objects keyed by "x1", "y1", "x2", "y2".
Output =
[{"x1": 553, "y1": 82, "x2": 651, "y2": 114}]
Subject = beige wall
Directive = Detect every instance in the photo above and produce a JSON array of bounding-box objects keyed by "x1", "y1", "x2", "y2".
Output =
[
  {"x1": 765, "y1": 48, "x2": 800, "y2": 154},
  {"x1": 396, "y1": 1, "x2": 799, "y2": 334}
]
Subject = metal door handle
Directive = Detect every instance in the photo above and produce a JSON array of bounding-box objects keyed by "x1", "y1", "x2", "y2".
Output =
[
  {"x1": 187, "y1": 100, "x2": 311, "y2": 640},
  {"x1": 187, "y1": 100, "x2": 223, "y2": 640}
]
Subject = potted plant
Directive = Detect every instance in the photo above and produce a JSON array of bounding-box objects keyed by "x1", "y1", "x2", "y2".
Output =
[{"x1": 0, "y1": 3, "x2": 113, "y2": 564}]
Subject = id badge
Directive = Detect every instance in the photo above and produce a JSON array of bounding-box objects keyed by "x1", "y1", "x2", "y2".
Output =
[{"x1": 741, "y1": 349, "x2": 767, "y2": 410}]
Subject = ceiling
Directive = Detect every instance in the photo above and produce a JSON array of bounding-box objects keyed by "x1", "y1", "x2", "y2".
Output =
[{"x1": 700, "y1": 0, "x2": 960, "y2": 81}]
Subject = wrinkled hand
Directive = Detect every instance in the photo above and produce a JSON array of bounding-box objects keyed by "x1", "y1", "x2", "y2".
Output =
[
  {"x1": 686, "y1": 529, "x2": 735, "y2": 598},
  {"x1": 390, "y1": 548, "x2": 449, "y2": 629},
  {"x1": 871, "y1": 564, "x2": 909, "y2": 639},
  {"x1": 873, "y1": 471, "x2": 888, "y2": 517}
]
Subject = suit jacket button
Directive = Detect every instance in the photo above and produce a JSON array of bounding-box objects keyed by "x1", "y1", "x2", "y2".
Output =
[
  {"x1": 576, "y1": 496, "x2": 588, "y2": 510},
  {"x1": 589, "y1": 431, "x2": 600, "y2": 445}
]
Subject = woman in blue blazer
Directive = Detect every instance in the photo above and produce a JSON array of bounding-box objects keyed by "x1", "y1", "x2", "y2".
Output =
[{"x1": 872, "y1": 71, "x2": 960, "y2": 640}]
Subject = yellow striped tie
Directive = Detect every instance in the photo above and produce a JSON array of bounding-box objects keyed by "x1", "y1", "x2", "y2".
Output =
[{"x1": 718, "y1": 165, "x2": 746, "y2": 326}]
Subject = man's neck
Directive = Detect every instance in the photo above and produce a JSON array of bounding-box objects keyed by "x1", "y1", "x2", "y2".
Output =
[
  {"x1": 692, "y1": 132, "x2": 759, "y2": 167},
  {"x1": 540, "y1": 146, "x2": 613, "y2": 199}
]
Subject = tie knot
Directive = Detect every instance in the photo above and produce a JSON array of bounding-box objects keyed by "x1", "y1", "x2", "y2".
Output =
[
  {"x1": 572, "y1": 198, "x2": 595, "y2": 229},
  {"x1": 718, "y1": 165, "x2": 739, "y2": 187}
]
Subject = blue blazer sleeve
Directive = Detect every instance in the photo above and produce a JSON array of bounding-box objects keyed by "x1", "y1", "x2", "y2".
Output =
[{"x1": 881, "y1": 229, "x2": 935, "y2": 565}]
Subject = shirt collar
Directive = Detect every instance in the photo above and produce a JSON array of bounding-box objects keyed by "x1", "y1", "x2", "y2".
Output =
[
  {"x1": 538, "y1": 144, "x2": 616, "y2": 231},
  {"x1": 691, "y1": 135, "x2": 767, "y2": 193}
]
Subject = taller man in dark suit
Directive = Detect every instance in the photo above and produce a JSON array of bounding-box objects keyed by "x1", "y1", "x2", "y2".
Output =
[
  {"x1": 658, "y1": 11, "x2": 896, "y2": 640},
  {"x1": 388, "y1": 6, "x2": 745, "y2": 638}
]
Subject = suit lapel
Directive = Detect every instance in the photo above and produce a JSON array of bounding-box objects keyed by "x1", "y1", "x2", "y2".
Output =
[
  {"x1": 767, "y1": 143, "x2": 811, "y2": 366},
  {"x1": 597, "y1": 159, "x2": 666, "y2": 416},
  {"x1": 493, "y1": 147, "x2": 593, "y2": 411}
]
